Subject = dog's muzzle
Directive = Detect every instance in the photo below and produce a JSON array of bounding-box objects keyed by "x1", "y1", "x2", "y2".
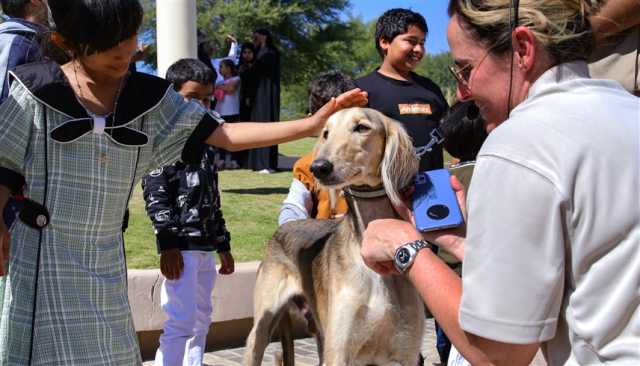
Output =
[{"x1": 310, "y1": 158, "x2": 334, "y2": 180}]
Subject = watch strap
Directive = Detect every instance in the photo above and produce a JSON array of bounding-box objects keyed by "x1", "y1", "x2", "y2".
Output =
[
  {"x1": 408, "y1": 239, "x2": 432, "y2": 252},
  {"x1": 394, "y1": 239, "x2": 432, "y2": 273}
]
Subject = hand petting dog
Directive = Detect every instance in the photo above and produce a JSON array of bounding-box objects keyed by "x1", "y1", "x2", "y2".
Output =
[
  {"x1": 361, "y1": 175, "x2": 468, "y2": 276},
  {"x1": 308, "y1": 88, "x2": 368, "y2": 134}
]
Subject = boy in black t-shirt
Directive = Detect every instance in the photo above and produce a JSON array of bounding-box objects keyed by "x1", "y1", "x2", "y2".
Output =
[
  {"x1": 356, "y1": 8, "x2": 448, "y2": 172},
  {"x1": 356, "y1": 9, "x2": 450, "y2": 365}
]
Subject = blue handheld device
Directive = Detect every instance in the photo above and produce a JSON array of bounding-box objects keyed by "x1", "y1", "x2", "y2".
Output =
[{"x1": 412, "y1": 169, "x2": 464, "y2": 232}]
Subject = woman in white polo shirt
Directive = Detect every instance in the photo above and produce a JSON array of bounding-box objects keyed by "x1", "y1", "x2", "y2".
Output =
[{"x1": 360, "y1": 0, "x2": 640, "y2": 365}]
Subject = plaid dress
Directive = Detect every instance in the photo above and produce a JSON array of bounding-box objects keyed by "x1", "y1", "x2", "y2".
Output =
[{"x1": 0, "y1": 61, "x2": 221, "y2": 365}]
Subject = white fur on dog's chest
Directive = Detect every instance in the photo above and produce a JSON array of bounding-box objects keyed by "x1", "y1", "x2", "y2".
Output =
[
  {"x1": 339, "y1": 240, "x2": 395, "y2": 322},
  {"x1": 364, "y1": 275, "x2": 393, "y2": 323},
  {"x1": 337, "y1": 266, "x2": 396, "y2": 324}
]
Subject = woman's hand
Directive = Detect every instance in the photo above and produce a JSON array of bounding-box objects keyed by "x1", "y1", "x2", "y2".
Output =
[
  {"x1": 420, "y1": 175, "x2": 467, "y2": 261},
  {"x1": 390, "y1": 175, "x2": 467, "y2": 261},
  {"x1": 160, "y1": 248, "x2": 184, "y2": 280},
  {"x1": 217, "y1": 251, "x2": 235, "y2": 275},
  {"x1": 361, "y1": 219, "x2": 423, "y2": 275},
  {"x1": 309, "y1": 88, "x2": 368, "y2": 134}
]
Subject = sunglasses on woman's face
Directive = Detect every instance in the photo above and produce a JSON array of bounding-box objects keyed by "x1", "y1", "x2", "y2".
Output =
[{"x1": 448, "y1": 47, "x2": 493, "y2": 88}]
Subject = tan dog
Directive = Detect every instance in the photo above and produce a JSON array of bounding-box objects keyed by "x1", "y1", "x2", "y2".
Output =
[{"x1": 243, "y1": 108, "x2": 423, "y2": 366}]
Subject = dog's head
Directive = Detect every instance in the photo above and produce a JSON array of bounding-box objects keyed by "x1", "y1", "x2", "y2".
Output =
[{"x1": 310, "y1": 107, "x2": 418, "y2": 206}]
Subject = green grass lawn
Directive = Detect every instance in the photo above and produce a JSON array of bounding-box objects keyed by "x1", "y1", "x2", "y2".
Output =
[
  {"x1": 124, "y1": 138, "x2": 317, "y2": 269},
  {"x1": 124, "y1": 137, "x2": 452, "y2": 269}
]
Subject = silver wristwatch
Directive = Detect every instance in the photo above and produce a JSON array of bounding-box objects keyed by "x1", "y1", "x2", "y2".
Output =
[{"x1": 393, "y1": 239, "x2": 431, "y2": 273}]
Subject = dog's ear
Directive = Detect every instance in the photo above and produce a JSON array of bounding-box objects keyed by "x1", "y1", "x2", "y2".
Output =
[{"x1": 380, "y1": 116, "x2": 419, "y2": 206}]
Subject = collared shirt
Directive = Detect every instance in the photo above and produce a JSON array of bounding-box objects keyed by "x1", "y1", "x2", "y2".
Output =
[{"x1": 460, "y1": 61, "x2": 639, "y2": 365}]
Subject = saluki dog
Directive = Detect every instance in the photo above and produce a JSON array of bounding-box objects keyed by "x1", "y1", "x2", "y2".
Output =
[{"x1": 244, "y1": 108, "x2": 423, "y2": 366}]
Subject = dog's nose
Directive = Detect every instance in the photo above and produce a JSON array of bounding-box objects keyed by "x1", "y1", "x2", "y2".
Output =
[{"x1": 310, "y1": 159, "x2": 333, "y2": 179}]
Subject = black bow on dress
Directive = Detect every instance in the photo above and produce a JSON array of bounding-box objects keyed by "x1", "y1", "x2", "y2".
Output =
[
  {"x1": 50, "y1": 115, "x2": 149, "y2": 146},
  {"x1": 8, "y1": 61, "x2": 174, "y2": 148}
]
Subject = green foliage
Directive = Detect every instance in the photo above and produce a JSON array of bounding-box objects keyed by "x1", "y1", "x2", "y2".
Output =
[
  {"x1": 125, "y1": 139, "x2": 316, "y2": 267},
  {"x1": 415, "y1": 52, "x2": 457, "y2": 104},
  {"x1": 124, "y1": 137, "x2": 456, "y2": 268},
  {"x1": 137, "y1": 1, "x2": 457, "y2": 116},
  {"x1": 140, "y1": 0, "x2": 349, "y2": 82},
  {"x1": 125, "y1": 169, "x2": 293, "y2": 266}
]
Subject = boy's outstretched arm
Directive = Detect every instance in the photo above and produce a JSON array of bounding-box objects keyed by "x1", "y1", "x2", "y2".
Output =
[{"x1": 206, "y1": 88, "x2": 367, "y2": 151}]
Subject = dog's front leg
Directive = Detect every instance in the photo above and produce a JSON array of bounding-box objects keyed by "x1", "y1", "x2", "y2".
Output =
[{"x1": 322, "y1": 288, "x2": 364, "y2": 366}]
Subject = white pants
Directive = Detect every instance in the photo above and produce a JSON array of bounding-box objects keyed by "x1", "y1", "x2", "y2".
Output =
[
  {"x1": 155, "y1": 251, "x2": 217, "y2": 366},
  {"x1": 447, "y1": 344, "x2": 471, "y2": 366}
]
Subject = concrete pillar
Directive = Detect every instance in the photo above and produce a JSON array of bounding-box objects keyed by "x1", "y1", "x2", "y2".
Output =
[{"x1": 156, "y1": 0, "x2": 197, "y2": 78}]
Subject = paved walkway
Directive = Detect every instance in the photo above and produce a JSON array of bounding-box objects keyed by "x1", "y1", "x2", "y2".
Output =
[
  {"x1": 143, "y1": 319, "x2": 547, "y2": 365},
  {"x1": 146, "y1": 155, "x2": 549, "y2": 366},
  {"x1": 144, "y1": 320, "x2": 439, "y2": 366}
]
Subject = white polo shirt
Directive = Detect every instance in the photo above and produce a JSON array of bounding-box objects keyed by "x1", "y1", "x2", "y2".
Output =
[{"x1": 460, "y1": 61, "x2": 640, "y2": 365}]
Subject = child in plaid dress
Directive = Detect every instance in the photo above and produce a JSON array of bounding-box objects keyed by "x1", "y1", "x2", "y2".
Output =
[{"x1": 0, "y1": 1, "x2": 366, "y2": 365}]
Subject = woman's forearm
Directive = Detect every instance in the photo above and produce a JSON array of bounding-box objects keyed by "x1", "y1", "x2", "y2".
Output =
[
  {"x1": 408, "y1": 251, "x2": 539, "y2": 365},
  {"x1": 407, "y1": 250, "x2": 491, "y2": 365}
]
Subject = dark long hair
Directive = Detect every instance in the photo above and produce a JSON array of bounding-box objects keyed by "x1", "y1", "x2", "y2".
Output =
[
  {"x1": 239, "y1": 42, "x2": 255, "y2": 66},
  {"x1": 48, "y1": 0, "x2": 143, "y2": 56},
  {"x1": 254, "y1": 28, "x2": 274, "y2": 48}
]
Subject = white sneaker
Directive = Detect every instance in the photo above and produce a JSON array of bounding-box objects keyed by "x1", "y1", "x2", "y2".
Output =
[{"x1": 257, "y1": 169, "x2": 272, "y2": 174}]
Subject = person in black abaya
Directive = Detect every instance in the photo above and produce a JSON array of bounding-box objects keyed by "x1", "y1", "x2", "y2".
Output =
[{"x1": 247, "y1": 28, "x2": 280, "y2": 173}]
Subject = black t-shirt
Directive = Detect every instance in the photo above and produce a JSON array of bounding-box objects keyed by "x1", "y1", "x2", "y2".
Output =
[{"x1": 356, "y1": 70, "x2": 448, "y2": 171}]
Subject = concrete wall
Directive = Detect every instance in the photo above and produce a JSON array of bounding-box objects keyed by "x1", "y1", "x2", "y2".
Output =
[
  {"x1": 128, "y1": 262, "x2": 257, "y2": 359},
  {"x1": 128, "y1": 261, "x2": 307, "y2": 360}
]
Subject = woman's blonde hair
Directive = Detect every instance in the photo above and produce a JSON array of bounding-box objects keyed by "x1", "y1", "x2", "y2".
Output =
[{"x1": 448, "y1": 0, "x2": 594, "y2": 63}]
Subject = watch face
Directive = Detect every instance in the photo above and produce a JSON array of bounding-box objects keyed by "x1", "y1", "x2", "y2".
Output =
[{"x1": 397, "y1": 247, "x2": 411, "y2": 265}]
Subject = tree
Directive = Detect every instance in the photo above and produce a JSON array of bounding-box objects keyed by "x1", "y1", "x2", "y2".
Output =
[
  {"x1": 140, "y1": 0, "x2": 350, "y2": 83},
  {"x1": 138, "y1": 1, "x2": 456, "y2": 117},
  {"x1": 415, "y1": 52, "x2": 457, "y2": 104}
]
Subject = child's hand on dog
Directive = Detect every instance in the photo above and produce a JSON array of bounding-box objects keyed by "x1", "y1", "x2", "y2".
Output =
[{"x1": 310, "y1": 88, "x2": 368, "y2": 134}]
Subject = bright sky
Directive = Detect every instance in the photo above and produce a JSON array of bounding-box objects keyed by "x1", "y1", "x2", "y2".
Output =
[{"x1": 344, "y1": 0, "x2": 451, "y2": 54}]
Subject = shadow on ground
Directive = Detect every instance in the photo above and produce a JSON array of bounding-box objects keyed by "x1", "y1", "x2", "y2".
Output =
[{"x1": 222, "y1": 187, "x2": 290, "y2": 195}]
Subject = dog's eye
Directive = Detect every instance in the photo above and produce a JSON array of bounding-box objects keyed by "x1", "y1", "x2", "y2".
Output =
[
  {"x1": 353, "y1": 124, "x2": 371, "y2": 133},
  {"x1": 322, "y1": 130, "x2": 329, "y2": 139}
]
